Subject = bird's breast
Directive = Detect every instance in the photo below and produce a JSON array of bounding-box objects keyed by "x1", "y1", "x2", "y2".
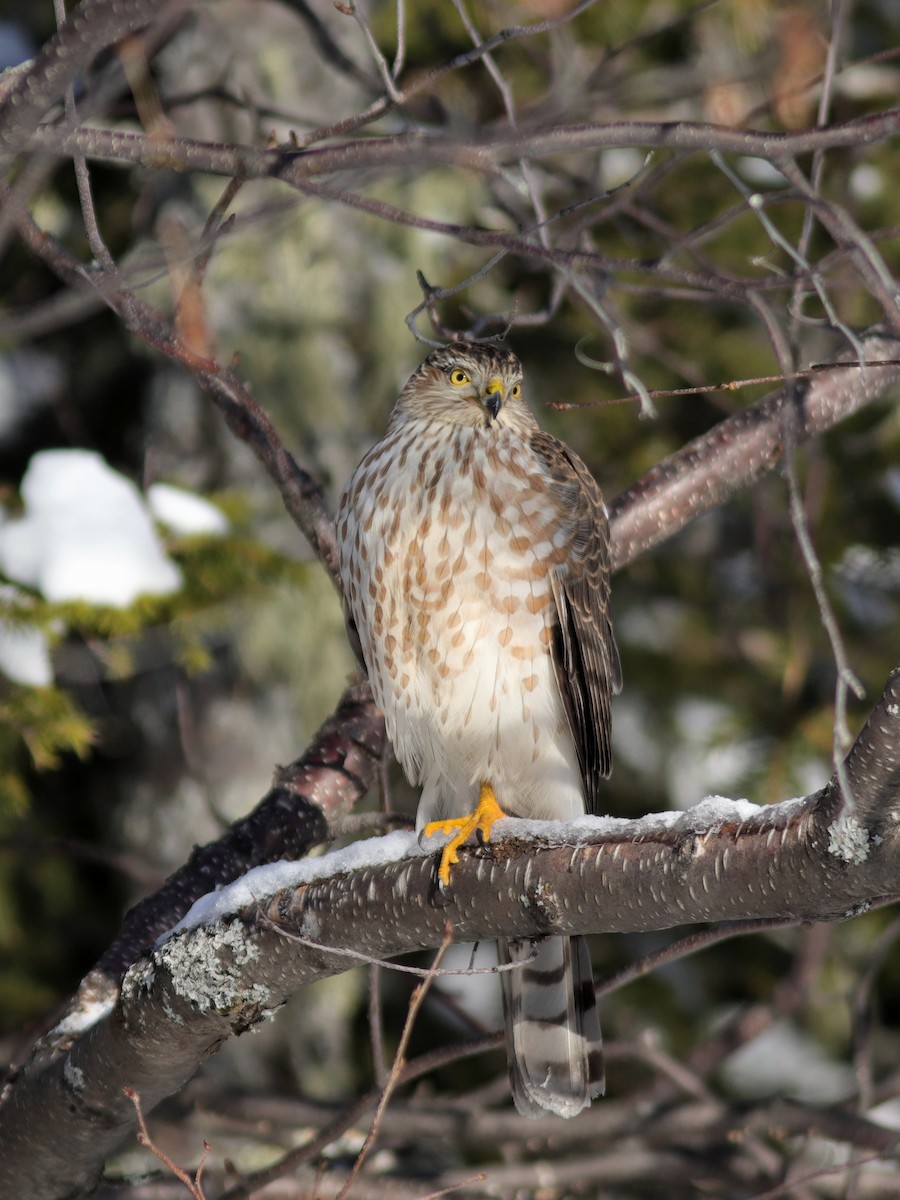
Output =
[{"x1": 339, "y1": 424, "x2": 575, "y2": 776}]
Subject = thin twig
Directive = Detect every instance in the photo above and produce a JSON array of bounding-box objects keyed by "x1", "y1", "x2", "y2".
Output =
[
  {"x1": 782, "y1": 400, "x2": 864, "y2": 769},
  {"x1": 367, "y1": 964, "x2": 388, "y2": 1086},
  {"x1": 267, "y1": 910, "x2": 535, "y2": 979},
  {"x1": 341, "y1": 1, "x2": 403, "y2": 102},
  {"x1": 596, "y1": 916, "x2": 804, "y2": 998},
  {"x1": 549, "y1": 360, "x2": 900, "y2": 410},
  {"x1": 124, "y1": 1087, "x2": 210, "y2": 1199},
  {"x1": 789, "y1": 0, "x2": 848, "y2": 347},
  {"x1": 335, "y1": 926, "x2": 454, "y2": 1200},
  {"x1": 776, "y1": 155, "x2": 900, "y2": 337}
]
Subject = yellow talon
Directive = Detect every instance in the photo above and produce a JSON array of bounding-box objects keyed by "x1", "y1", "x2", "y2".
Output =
[{"x1": 423, "y1": 781, "x2": 507, "y2": 886}]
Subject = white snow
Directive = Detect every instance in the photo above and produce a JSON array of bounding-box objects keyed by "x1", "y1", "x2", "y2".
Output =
[
  {"x1": 0, "y1": 449, "x2": 182, "y2": 606},
  {"x1": 52, "y1": 993, "x2": 117, "y2": 1038},
  {"x1": 869, "y1": 1096, "x2": 900, "y2": 1132},
  {"x1": 147, "y1": 482, "x2": 229, "y2": 536},
  {"x1": 482, "y1": 796, "x2": 777, "y2": 847},
  {"x1": 737, "y1": 157, "x2": 789, "y2": 188},
  {"x1": 431, "y1": 941, "x2": 504, "y2": 1029},
  {"x1": 164, "y1": 795, "x2": 805, "y2": 941},
  {"x1": 0, "y1": 584, "x2": 53, "y2": 685},
  {"x1": 722, "y1": 1017, "x2": 853, "y2": 1103},
  {"x1": 601, "y1": 147, "x2": 645, "y2": 188},
  {"x1": 0, "y1": 620, "x2": 52, "y2": 685},
  {"x1": 0, "y1": 583, "x2": 52, "y2": 685},
  {"x1": 682, "y1": 795, "x2": 765, "y2": 824},
  {"x1": 165, "y1": 830, "x2": 424, "y2": 938},
  {"x1": 849, "y1": 163, "x2": 884, "y2": 201}
]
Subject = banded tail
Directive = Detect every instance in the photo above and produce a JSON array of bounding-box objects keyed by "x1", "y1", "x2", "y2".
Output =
[{"x1": 499, "y1": 934, "x2": 603, "y2": 1119}]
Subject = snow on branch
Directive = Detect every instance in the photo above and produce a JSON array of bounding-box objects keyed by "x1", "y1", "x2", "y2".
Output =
[{"x1": 2, "y1": 666, "x2": 899, "y2": 1199}]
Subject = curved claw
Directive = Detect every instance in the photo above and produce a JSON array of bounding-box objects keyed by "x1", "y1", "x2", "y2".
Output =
[{"x1": 423, "y1": 781, "x2": 507, "y2": 886}]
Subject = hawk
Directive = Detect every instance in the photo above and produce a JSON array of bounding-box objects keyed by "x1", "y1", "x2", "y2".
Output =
[{"x1": 337, "y1": 342, "x2": 621, "y2": 1118}]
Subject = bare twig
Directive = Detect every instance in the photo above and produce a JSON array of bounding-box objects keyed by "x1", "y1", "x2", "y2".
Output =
[
  {"x1": 341, "y1": 1, "x2": 402, "y2": 103},
  {"x1": 2, "y1": 184, "x2": 340, "y2": 580},
  {"x1": 336, "y1": 927, "x2": 454, "y2": 1200},
  {"x1": 124, "y1": 1087, "x2": 210, "y2": 1200},
  {"x1": 367, "y1": 964, "x2": 388, "y2": 1086},
  {"x1": 26, "y1": 108, "x2": 900, "y2": 184}
]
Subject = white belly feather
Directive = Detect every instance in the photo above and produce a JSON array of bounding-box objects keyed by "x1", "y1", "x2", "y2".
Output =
[{"x1": 338, "y1": 424, "x2": 585, "y2": 827}]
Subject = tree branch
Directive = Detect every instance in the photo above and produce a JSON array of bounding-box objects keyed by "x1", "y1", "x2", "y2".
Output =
[
  {"x1": 1, "y1": 667, "x2": 898, "y2": 1199},
  {"x1": 23, "y1": 108, "x2": 900, "y2": 183},
  {"x1": 608, "y1": 336, "x2": 900, "y2": 570},
  {"x1": 0, "y1": 0, "x2": 188, "y2": 165},
  {"x1": 14, "y1": 179, "x2": 898, "y2": 587},
  {"x1": 13, "y1": 678, "x2": 386, "y2": 1083}
]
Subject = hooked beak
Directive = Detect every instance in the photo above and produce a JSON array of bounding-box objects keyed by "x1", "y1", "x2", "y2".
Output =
[{"x1": 484, "y1": 378, "x2": 504, "y2": 420}]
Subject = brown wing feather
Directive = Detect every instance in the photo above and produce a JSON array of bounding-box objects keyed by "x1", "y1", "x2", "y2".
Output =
[
  {"x1": 529, "y1": 431, "x2": 622, "y2": 815},
  {"x1": 342, "y1": 597, "x2": 367, "y2": 673}
]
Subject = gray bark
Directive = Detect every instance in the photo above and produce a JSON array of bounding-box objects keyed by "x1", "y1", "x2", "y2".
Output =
[{"x1": 1, "y1": 668, "x2": 898, "y2": 1198}]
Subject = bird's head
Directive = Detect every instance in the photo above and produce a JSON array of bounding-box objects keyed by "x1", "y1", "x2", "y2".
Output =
[{"x1": 391, "y1": 341, "x2": 535, "y2": 433}]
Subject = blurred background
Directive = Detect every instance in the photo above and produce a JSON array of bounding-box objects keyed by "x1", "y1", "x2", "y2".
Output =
[{"x1": 1, "y1": 0, "x2": 900, "y2": 1193}]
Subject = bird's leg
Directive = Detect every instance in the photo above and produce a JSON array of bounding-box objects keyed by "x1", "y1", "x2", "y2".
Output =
[{"x1": 423, "y1": 780, "x2": 507, "y2": 886}]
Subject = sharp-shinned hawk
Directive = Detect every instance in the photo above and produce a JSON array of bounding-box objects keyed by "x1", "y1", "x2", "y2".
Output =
[{"x1": 337, "y1": 341, "x2": 621, "y2": 1118}]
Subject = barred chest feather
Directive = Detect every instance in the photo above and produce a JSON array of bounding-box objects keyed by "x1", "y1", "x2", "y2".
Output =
[{"x1": 337, "y1": 421, "x2": 585, "y2": 825}]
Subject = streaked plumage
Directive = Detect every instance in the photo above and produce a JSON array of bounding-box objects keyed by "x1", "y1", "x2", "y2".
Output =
[{"x1": 337, "y1": 341, "x2": 621, "y2": 1117}]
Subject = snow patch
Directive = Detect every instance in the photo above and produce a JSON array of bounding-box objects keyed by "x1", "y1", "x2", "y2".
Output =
[
  {"x1": 495, "y1": 796, "x2": 775, "y2": 846},
  {"x1": 683, "y1": 795, "x2": 764, "y2": 824},
  {"x1": 0, "y1": 619, "x2": 51, "y2": 685},
  {"x1": 147, "y1": 482, "x2": 229, "y2": 536},
  {"x1": 164, "y1": 797, "x2": 804, "y2": 941},
  {"x1": 63, "y1": 1060, "x2": 85, "y2": 1093},
  {"x1": 738, "y1": 157, "x2": 789, "y2": 188},
  {"x1": 0, "y1": 449, "x2": 182, "y2": 606},
  {"x1": 166, "y1": 830, "x2": 423, "y2": 937},
  {"x1": 869, "y1": 1096, "x2": 900, "y2": 1132},
  {"x1": 601, "y1": 147, "x2": 646, "y2": 188},
  {"x1": 722, "y1": 1017, "x2": 853, "y2": 1102},
  {"x1": 53, "y1": 993, "x2": 116, "y2": 1037}
]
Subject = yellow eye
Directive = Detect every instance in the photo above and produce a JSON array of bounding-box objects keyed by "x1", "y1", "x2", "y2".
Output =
[
  {"x1": 449, "y1": 369, "x2": 470, "y2": 387},
  {"x1": 511, "y1": 383, "x2": 521, "y2": 399}
]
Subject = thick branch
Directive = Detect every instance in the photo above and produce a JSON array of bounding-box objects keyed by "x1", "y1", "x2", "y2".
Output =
[
  {"x1": 0, "y1": 0, "x2": 189, "y2": 165},
  {"x1": 608, "y1": 336, "x2": 900, "y2": 570},
  {"x1": 24, "y1": 108, "x2": 900, "y2": 183},
  {"x1": 824, "y1": 666, "x2": 900, "y2": 831},
  {"x1": 1, "y1": 668, "x2": 898, "y2": 1199},
  {"x1": 15, "y1": 679, "x2": 386, "y2": 1080},
  {"x1": 9, "y1": 166, "x2": 900, "y2": 1058},
  {"x1": 96, "y1": 679, "x2": 383, "y2": 982}
]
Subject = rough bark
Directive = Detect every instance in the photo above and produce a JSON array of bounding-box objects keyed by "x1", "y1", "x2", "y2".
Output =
[
  {"x1": 1, "y1": 668, "x2": 898, "y2": 1198},
  {"x1": 1, "y1": 337, "x2": 899, "y2": 1195}
]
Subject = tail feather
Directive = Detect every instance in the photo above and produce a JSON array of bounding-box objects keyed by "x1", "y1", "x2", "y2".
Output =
[{"x1": 499, "y1": 934, "x2": 603, "y2": 1119}]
